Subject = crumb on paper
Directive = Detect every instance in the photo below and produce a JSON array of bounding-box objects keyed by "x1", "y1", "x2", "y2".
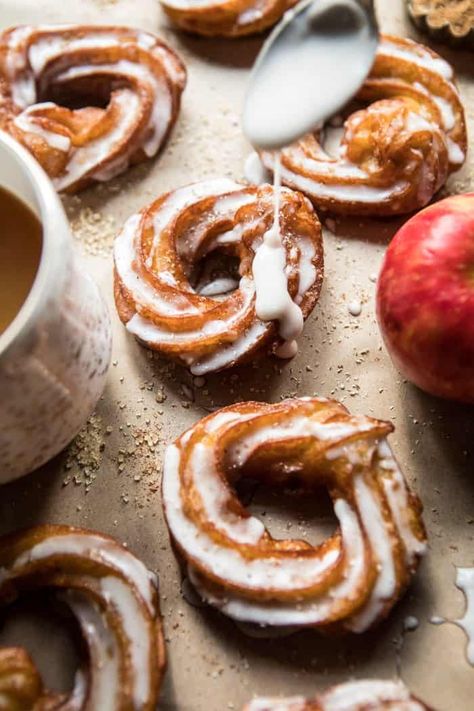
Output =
[
  {"x1": 65, "y1": 201, "x2": 117, "y2": 257},
  {"x1": 63, "y1": 414, "x2": 105, "y2": 492},
  {"x1": 113, "y1": 424, "x2": 162, "y2": 499}
]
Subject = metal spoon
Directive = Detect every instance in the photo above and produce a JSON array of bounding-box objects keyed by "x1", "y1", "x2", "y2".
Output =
[{"x1": 243, "y1": 0, "x2": 379, "y2": 150}]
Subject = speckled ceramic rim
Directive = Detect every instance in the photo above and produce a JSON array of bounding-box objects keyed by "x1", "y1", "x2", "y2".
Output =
[{"x1": 0, "y1": 130, "x2": 70, "y2": 359}]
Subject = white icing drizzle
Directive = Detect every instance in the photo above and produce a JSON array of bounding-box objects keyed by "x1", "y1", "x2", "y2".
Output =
[
  {"x1": 245, "y1": 697, "x2": 306, "y2": 711},
  {"x1": 2, "y1": 533, "x2": 156, "y2": 611},
  {"x1": 295, "y1": 239, "x2": 316, "y2": 304},
  {"x1": 347, "y1": 476, "x2": 396, "y2": 632},
  {"x1": 65, "y1": 593, "x2": 122, "y2": 711},
  {"x1": 245, "y1": 150, "x2": 272, "y2": 184},
  {"x1": 379, "y1": 37, "x2": 453, "y2": 80},
  {"x1": 426, "y1": 567, "x2": 474, "y2": 667},
  {"x1": 409, "y1": 80, "x2": 464, "y2": 165},
  {"x1": 5, "y1": 26, "x2": 38, "y2": 107},
  {"x1": 162, "y1": 0, "x2": 226, "y2": 7},
  {"x1": 245, "y1": 680, "x2": 426, "y2": 711},
  {"x1": 54, "y1": 88, "x2": 141, "y2": 191},
  {"x1": 125, "y1": 276, "x2": 256, "y2": 344},
  {"x1": 189, "y1": 441, "x2": 266, "y2": 544},
  {"x1": 446, "y1": 138, "x2": 465, "y2": 165},
  {"x1": 382, "y1": 484, "x2": 426, "y2": 565},
  {"x1": 279, "y1": 147, "x2": 369, "y2": 180},
  {"x1": 189, "y1": 321, "x2": 268, "y2": 375},
  {"x1": 454, "y1": 567, "x2": 474, "y2": 665},
  {"x1": 432, "y1": 94, "x2": 455, "y2": 131},
  {"x1": 161, "y1": 0, "x2": 269, "y2": 31},
  {"x1": 322, "y1": 125, "x2": 345, "y2": 158},
  {"x1": 252, "y1": 155, "x2": 304, "y2": 358},
  {"x1": 230, "y1": 417, "x2": 374, "y2": 467},
  {"x1": 101, "y1": 576, "x2": 151, "y2": 708},
  {"x1": 13, "y1": 102, "x2": 71, "y2": 151},
  {"x1": 278, "y1": 157, "x2": 409, "y2": 203},
  {"x1": 319, "y1": 679, "x2": 425, "y2": 711},
  {"x1": 27, "y1": 30, "x2": 166, "y2": 78},
  {"x1": 274, "y1": 340, "x2": 299, "y2": 359},
  {"x1": 204, "y1": 410, "x2": 243, "y2": 433}
]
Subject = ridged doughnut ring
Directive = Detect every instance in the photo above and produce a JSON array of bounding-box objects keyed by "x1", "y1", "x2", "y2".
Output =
[
  {"x1": 259, "y1": 35, "x2": 466, "y2": 216},
  {"x1": 160, "y1": 0, "x2": 297, "y2": 38},
  {"x1": 0, "y1": 525, "x2": 165, "y2": 709},
  {"x1": 0, "y1": 25, "x2": 186, "y2": 192},
  {"x1": 163, "y1": 397, "x2": 427, "y2": 632},
  {"x1": 113, "y1": 180, "x2": 323, "y2": 375},
  {"x1": 243, "y1": 679, "x2": 434, "y2": 710}
]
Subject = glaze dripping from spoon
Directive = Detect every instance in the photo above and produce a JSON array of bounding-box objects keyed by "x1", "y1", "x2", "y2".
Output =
[
  {"x1": 251, "y1": 155, "x2": 304, "y2": 359},
  {"x1": 244, "y1": 0, "x2": 378, "y2": 358}
]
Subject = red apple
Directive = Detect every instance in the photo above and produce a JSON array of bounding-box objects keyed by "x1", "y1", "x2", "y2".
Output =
[{"x1": 376, "y1": 193, "x2": 474, "y2": 404}]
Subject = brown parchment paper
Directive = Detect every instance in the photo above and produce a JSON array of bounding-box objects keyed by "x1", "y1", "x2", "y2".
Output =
[{"x1": 0, "y1": 1, "x2": 473, "y2": 709}]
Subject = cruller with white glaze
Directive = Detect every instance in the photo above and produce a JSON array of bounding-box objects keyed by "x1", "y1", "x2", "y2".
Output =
[
  {"x1": 0, "y1": 525, "x2": 166, "y2": 710},
  {"x1": 0, "y1": 25, "x2": 186, "y2": 192},
  {"x1": 113, "y1": 180, "x2": 323, "y2": 374},
  {"x1": 162, "y1": 397, "x2": 427, "y2": 631},
  {"x1": 257, "y1": 35, "x2": 467, "y2": 216}
]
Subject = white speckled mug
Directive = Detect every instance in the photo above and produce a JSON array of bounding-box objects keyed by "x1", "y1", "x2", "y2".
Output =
[{"x1": 0, "y1": 131, "x2": 112, "y2": 482}]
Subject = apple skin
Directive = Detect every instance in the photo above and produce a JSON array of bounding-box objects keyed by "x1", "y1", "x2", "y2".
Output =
[{"x1": 376, "y1": 193, "x2": 474, "y2": 404}]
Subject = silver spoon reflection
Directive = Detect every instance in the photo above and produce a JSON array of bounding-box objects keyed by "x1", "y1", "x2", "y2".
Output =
[{"x1": 243, "y1": 0, "x2": 379, "y2": 150}]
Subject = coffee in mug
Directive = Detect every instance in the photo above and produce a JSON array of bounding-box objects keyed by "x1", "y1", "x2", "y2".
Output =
[{"x1": 0, "y1": 185, "x2": 42, "y2": 334}]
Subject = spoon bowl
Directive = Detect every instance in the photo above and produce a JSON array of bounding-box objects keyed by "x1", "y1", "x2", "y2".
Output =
[{"x1": 243, "y1": 0, "x2": 379, "y2": 150}]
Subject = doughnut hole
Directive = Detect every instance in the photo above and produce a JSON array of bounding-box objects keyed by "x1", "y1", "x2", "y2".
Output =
[
  {"x1": 236, "y1": 478, "x2": 338, "y2": 548},
  {"x1": 191, "y1": 248, "x2": 241, "y2": 300},
  {"x1": 0, "y1": 592, "x2": 80, "y2": 695},
  {"x1": 37, "y1": 73, "x2": 114, "y2": 111}
]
